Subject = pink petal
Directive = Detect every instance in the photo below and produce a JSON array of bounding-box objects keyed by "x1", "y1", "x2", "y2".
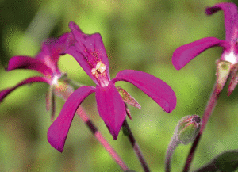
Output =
[
  {"x1": 112, "y1": 70, "x2": 176, "y2": 113},
  {"x1": 48, "y1": 86, "x2": 95, "y2": 152},
  {"x1": 0, "y1": 76, "x2": 49, "y2": 102},
  {"x1": 67, "y1": 21, "x2": 110, "y2": 84},
  {"x1": 95, "y1": 82, "x2": 126, "y2": 140},
  {"x1": 7, "y1": 56, "x2": 53, "y2": 76},
  {"x1": 206, "y1": 3, "x2": 238, "y2": 41},
  {"x1": 36, "y1": 32, "x2": 75, "y2": 74},
  {"x1": 66, "y1": 46, "x2": 99, "y2": 85},
  {"x1": 172, "y1": 37, "x2": 226, "y2": 70}
]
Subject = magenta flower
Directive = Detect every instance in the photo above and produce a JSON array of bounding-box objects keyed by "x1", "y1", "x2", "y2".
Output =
[
  {"x1": 48, "y1": 21, "x2": 177, "y2": 152},
  {"x1": 172, "y1": 2, "x2": 237, "y2": 70},
  {"x1": 0, "y1": 33, "x2": 73, "y2": 118}
]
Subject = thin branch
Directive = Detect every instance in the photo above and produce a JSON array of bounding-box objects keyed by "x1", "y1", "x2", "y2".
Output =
[
  {"x1": 122, "y1": 120, "x2": 150, "y2": 172},
  {"x1": 183, "y1": 83, "x2": 219, "y2": 172},
  {"x1": 165, "y1": 135, "x2": 179, "y2": 172}
]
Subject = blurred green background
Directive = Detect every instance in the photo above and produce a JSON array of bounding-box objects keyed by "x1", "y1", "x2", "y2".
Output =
[{"x1": 1, "y1": 0, "x2": 238, "y2": 171}]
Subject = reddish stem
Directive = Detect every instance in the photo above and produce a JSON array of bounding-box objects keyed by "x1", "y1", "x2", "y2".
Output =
[
  {"x1": 122, "y1": 120, "x2": 150, "y2": 172},
  {"x1": 183, "y1": 83, "x2": 219, "y2": 172}
]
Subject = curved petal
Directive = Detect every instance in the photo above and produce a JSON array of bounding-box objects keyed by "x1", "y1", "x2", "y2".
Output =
[
  {"x1": 48, "y1": 86, "x2": 95, "y2": 152},
  {"x1": 95, "y1": 82, "x2": 126, "y2": 140},
  {"x1": 36, "y1": 32, "x2": 75, "y2": 74},
  {"x1": 172, "y1": 37, "x2": 227, "y2": 70},
  {"x1": 67, "y1": 21, "x2": 110, "y2": 84},
  {"x1": 68, "y1": 22, "x2": 109, "y2": 67},
  {"x1": 0, "y1": 76, "x2": 49, "y2": 102},
  {"x1": 112, "y1": 70, "x2": 176, "y2": 113},
  {"x1": 7, "y1": 56, "x2": 53, "y2": 76},
  {"x1": 206, "y1": 3, "x2": 238, "y2": 41}
]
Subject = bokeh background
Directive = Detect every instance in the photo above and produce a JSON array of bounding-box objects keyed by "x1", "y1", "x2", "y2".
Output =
[{"x1": 1, "y1": 0, "x2": 238, "y2": 171}]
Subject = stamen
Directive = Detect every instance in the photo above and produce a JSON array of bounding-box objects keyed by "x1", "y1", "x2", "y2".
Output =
[
  {"x1": 91, "y1": 61, "x2": 107, "y2": 78},
  {"x1": 96, "y1": 62, "x2": 106, "y2": 74},
  {"x1": 91, "y1": 61, "x2": 109, "y2": 87}
]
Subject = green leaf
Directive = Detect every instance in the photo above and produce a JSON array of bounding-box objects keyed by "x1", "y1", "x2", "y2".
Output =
[
  {"x1": 214, "y1": 150, "x2": 238, "y2": 172},
  {"x1": 195, "y1": 150, "x2": 238, "y2": 172}
]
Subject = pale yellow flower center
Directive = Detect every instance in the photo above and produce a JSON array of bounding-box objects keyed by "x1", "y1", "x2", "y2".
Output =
[{"x1": 91, "y1": 61, "x2": 107, "y2": 78}]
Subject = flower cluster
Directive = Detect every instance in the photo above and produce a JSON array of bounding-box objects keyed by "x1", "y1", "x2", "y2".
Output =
[
  {"x1": 0, "y1": 22, "x2": 177, "y2": 152},
  {"x1": 0, "y1": 32, "x2": 74, "y2": 119},
  {"x1": 172, "y1": 2, "x2": 238, "y2": 95}
]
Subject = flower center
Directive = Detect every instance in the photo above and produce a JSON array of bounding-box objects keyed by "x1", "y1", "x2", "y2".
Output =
[
  {"x1": 51, "y1": 75, "x2": 60, "y2": 86},
  {"x1": 91, "y1": 61, "x2": 109, "y2": 86},
  {"x1": 91, "y1": 61, "x2": 106, "y2": 77}
]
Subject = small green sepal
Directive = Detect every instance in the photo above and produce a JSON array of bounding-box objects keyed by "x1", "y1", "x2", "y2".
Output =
[
  {"x1": 116, "y1": 86, "x2": 141, "y2": 109},
  {"x1": 216, "y1": 60, "x2": 232, "y2": 94}
]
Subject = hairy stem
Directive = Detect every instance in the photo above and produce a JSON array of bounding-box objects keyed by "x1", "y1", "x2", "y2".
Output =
[
  {"x1": 122, "y1": 120, "x2": 150, "y2": 172},
  {"x1": 55, "y1": 88, "x2": 129, "y2": 171},
  {"x1": 165, "y1": 135, "x2": 179, "y2": 172},
  {"x1": 183, "y1": 83, "x2": 219, "y2": 172}
]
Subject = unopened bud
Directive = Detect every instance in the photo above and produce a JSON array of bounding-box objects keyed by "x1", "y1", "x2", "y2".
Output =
[{"x1": 175, "y1": 115, "x2": 201, "y2": 145}]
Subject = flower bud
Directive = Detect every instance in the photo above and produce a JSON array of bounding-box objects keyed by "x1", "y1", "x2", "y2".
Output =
[{"x1": 175, "y1": 115, "x2": 201, "y2": 145}]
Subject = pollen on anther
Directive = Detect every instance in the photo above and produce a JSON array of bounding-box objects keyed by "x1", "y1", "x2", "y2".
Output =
[
  {"x1": 96, "y1": 62, "x2": 106, "y2": 73},
  {"x1": 91, "y1": 61, "x2": 106, "y2": 78}
]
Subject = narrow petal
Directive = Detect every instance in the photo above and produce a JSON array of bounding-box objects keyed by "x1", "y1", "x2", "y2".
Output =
[
  {"x1": 68, "y1": 22, "x2": 109, "y2": 67},
  {"x1": 67, "y1": 21, "x2": 110, "y2": 84},
  {"x1": 206, "y1": 3, "x2": 238, "y2": 41},
  {"x1": 95, "y1": 82, "x2": 126, "y2": 139},
  {"x1": 48, "y1": 86, "x2": 95, "y2": 152},
  {"x1": 0, "y1": 76, "x2": 49, "y2": 102},
  {"x1": 90, "y1": 33, "x2": 110, "y2": 77},
  {"x1": 112, "y1": 70, "x2": 176, "y2": 113},
  {"x1": 172, "y1": 37, "x2": 226, "y2": 70},
  {"x1": 7, "y1": 56, "x2": 53, "y2": 76}
]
